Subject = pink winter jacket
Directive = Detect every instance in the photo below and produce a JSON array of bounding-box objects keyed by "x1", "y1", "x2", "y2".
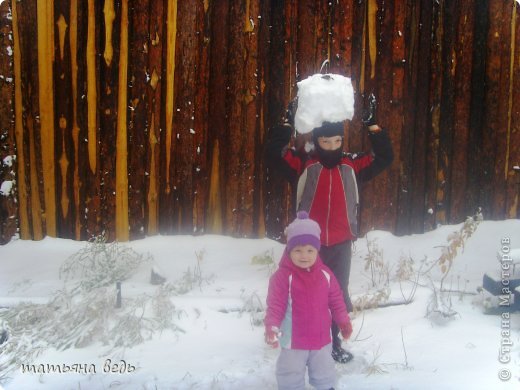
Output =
[{"x1": 264, "y1": 250, "x2": 351, "y2": 350}]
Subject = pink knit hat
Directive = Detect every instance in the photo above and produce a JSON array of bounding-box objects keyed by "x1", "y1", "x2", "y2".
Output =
[{"x1": 286, "y1": 211, "x2": 321, "y2": 252}]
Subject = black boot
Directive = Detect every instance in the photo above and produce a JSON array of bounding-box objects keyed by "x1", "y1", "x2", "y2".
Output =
[{"x1": 332, "y1": 345, "x2": 353, "y2": 363}]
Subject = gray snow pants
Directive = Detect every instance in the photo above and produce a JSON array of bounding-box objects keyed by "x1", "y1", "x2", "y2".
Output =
[
  {"x1": 275, "y1": 343, "x2": 335, "y2": 390},
  {"x1": 320, "y1": 240, "x2": 353, "y2": 350}
]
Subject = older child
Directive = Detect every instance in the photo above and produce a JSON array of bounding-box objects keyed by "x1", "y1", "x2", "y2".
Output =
[
  {"x1": 265, "y1": 94, "x2": 393, "y2": 363},
  {"x1": 265, "y1": 211, "x2": 353, "y2": 390}
]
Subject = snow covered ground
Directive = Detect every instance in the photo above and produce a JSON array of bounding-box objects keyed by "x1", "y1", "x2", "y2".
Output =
[{"x1": 0, "y1": 219, "x2": 520, "y2": 390}]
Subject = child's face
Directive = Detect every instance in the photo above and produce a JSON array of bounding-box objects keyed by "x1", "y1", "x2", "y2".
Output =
[
  {"x1": 289, "y1": 244, "x2": 318, "y2": 268},
  {"x1": 317, "y1": 135, "x2": 343, "y2": 151}
]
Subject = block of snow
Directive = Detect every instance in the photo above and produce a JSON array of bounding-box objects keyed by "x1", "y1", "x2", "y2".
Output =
[{"x1": 294, "y1": 73, "x2": 355, "y2": 134}]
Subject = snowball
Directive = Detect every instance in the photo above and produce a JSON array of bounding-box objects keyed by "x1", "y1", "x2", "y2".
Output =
[{"x1": 294, "y1": 73, "x2": 355, "y2": 134}]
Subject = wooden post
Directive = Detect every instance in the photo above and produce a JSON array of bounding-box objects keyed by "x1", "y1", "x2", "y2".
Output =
[
  {"x1": 10, "y1": 1, "x2": 30, "y2": 240},
  {"x1": 164, "y1": 0, "x2": 177, "y2": 197},
  {"x1": 115, "y1": 0, "x2": 129, "y2": 241},
  {"x1": 127, "y1": 0, "x2": 151, "y2": 240},
  {"x1": 145, "y1": 0, "x2": 165, "y2": 236},
  {"x1": 87, "y1": 0, "x2": 97, "y2": 175},
  {"x1": 0, "y1": 1, "x2": 18, "y2": 243},
  {"x1": 37, "y1": 0, "x2": 57, "y2": 237}
]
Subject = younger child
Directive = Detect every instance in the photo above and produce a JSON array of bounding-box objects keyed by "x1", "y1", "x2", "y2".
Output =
[{"x1": 265, "y1": 211, "x2": 353, "y2": 390}]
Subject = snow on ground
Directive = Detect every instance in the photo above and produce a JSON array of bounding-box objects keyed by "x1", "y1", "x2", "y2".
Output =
[{"x1": 1, "y1": 219, "x2": 520, "y2": 389}]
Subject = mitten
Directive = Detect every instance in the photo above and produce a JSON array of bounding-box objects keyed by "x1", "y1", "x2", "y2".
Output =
[
  {"x1": 265, "y1": 124, "x2": 293, "y2": 162},
  {"x1": 285, "y1": 97, "x2": 298, "y2": 128},
  {"x1": 265, "y1": 326, "x2": 281, "y2": 348},
  {"x1": 361, "y1": 93, "x2": 377, "y2": 127},
  {"x1": 339, "y1": 321, "x2": 353, "y2": 340}
]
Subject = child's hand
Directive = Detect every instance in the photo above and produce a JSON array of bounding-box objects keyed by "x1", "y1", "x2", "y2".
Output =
[
  {"x1": 265, "y1": 326, "x2": 281, "y2": 348},
  {"x1": 285, "y1": 97, "x2": 298, "y2": 127},
  {"x1": 361, "y1": 93, "x2": 377, "y2": 127},
  {"x1": 340, "y1": 322, "x2": 353, "y2": 340}
]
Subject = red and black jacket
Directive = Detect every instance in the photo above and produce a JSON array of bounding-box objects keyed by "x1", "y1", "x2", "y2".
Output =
[{"x1": 265, "y1": 124, "x2": 393, "y2": 246}]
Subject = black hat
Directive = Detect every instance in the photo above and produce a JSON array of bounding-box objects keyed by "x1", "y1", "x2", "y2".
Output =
[{"x1": 312, "y1": 121, "x2": 344, "y2": 139}]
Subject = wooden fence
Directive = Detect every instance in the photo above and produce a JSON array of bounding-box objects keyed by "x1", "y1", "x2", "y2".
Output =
[{"x1": 0, "y1": 0, "x2": 519, "y2": 244}]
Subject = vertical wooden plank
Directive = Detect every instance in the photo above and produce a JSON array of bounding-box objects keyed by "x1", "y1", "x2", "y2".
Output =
[
  {"x1": 263, "y1": 0, "x2": 291, "y2": 241},
  {"x1": 284, "y1": 0, "x2": 298, "y2": 101},
  {"x1": 330, "y1": 0, "x2": 353, "y2": 76},
  {"x1": 449, "y1": 2, "x2": 474, "y2": 222},
  {"x1": 466, "y1": 0, "x2": 489, "y2": 225},
  {"x1": 115, "y1": 0, "x2": 129, "y2": 241},
  {"x1": 171, "y1": 0, "x2": 199, "y2": 233},
  {"x1": 219, "y1": 0, "x2": 263, "y2": 237},
  {"x1": 314, "y1": 0, "x2": 330, "y2": 72},
  {"x1": 424, "y1": 0, "x2": 442, "y2": 231},
  {"x1": 37, "y1": 0, "x2": 57, "y2": 237},
  {"x1": 71, "y1": 0, "x2": 86, "y2": 240},
  {"x1": 346, "y1": 0, "x2": 366, "y2": 153},
  {"x1": 192, "y1": 0, "x2": 211, "y2": 234},
  {"x1": 224, "y1": 1, "x2": 246, "y2": 235},
  {"x1": 282, "y1": 0, "x2": 298, "y2": 232},
  {"x1": 358, "y1": 0, "x2": 367, "y2": 95},
  {"x1": 482, "y1": 0, "x2": 505, "y2": 219},
  {"x1": 409, "y1": 0, "x2": 433, "y2": 233},
  {"x1": 159, "y1": 0, "x2": 177, "y2": 233},
  {"x1": 284, "y1": 0, "x2": 298, "y2": 227},
  {"x1": 145, "y1": 0, "x2": 165, "y2": 236},
  {"x1": 297, "y1": 0, "x2": 316, "y2": 79},
  {"x1": 504, "y1": 2, "x2": 516, "y2": 184},
  {"x1": 379, "y1": 0, "x2": 398, "y2": 233},
  {"x1": 392, "y1": 0, "x2": 413, "y2": 235},
  {"x1": 0, "y1": 0, "x2": 17, "y2": 244},
  {"x1": 367, "y1": 0, "x2": 378, "y2": 80},
  {"x1": 507, "y1": 2, "x2": 520, "y2": 219},
  {"x1": 164, "y1": 0, "x2": 177, "y2": 197},
  {"x1": 69, "y1": 0, "x2": 85, "y2": 240},
  {"x1": 255, "y1": 0, "x2": 271, "y2": 238},
  {"x1": 241, "y1": 0, "x2": 261, "y2": 237},
  {"x1": 435, "y1": 0, "x2": 458, "y2": 224},
  {"x1": 491, "y1": 0, "x2": 513, "y2": 219},
  {"x1": 360, "y1": 0, "x2": 397, "y2": 234},
  {"x1": 86, "y1": 0, "x2": 97, "y2": 175},
  {"x1": 127, "y1": 0, "x2": 150, "y2": 240},
  {"x1": 83, "y1": 0, "x2": 102, "y2": 239},
  {"x1": 17, "y1": 0, "x2": 44, "y2": 239},
  {"x1": 206, "y1": 0, "x2": 228, "y2": 234},
  {"x1": 53, "y1": 0, "x2": 75, "y2": 238},
  {"x1": 11, "y1": 0, "x2": 31, "y2": 240},
  {"x1": 96, "y1": 0, "x2": 121, "y2": 240},
  {"x1": 395, "y1": 0, "x2": 414, "y2": 235}
]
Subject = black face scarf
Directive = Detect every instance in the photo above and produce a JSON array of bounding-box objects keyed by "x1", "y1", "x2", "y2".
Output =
[
  {"x1": 314, "y1": 140, "x2": 344, "y2": 169},
  {"x1": 311, "y1": 121, "x2": 345, "y2": 168}
]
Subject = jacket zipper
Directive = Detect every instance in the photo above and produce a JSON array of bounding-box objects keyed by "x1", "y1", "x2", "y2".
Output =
[{"x1": 325, "y1": 169, "x2": 332, "y2": 245}]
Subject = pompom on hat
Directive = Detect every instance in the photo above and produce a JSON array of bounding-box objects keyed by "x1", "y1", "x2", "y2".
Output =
[{"x1": 285, "y1": 211, "x2": 321, "y2": 253}]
